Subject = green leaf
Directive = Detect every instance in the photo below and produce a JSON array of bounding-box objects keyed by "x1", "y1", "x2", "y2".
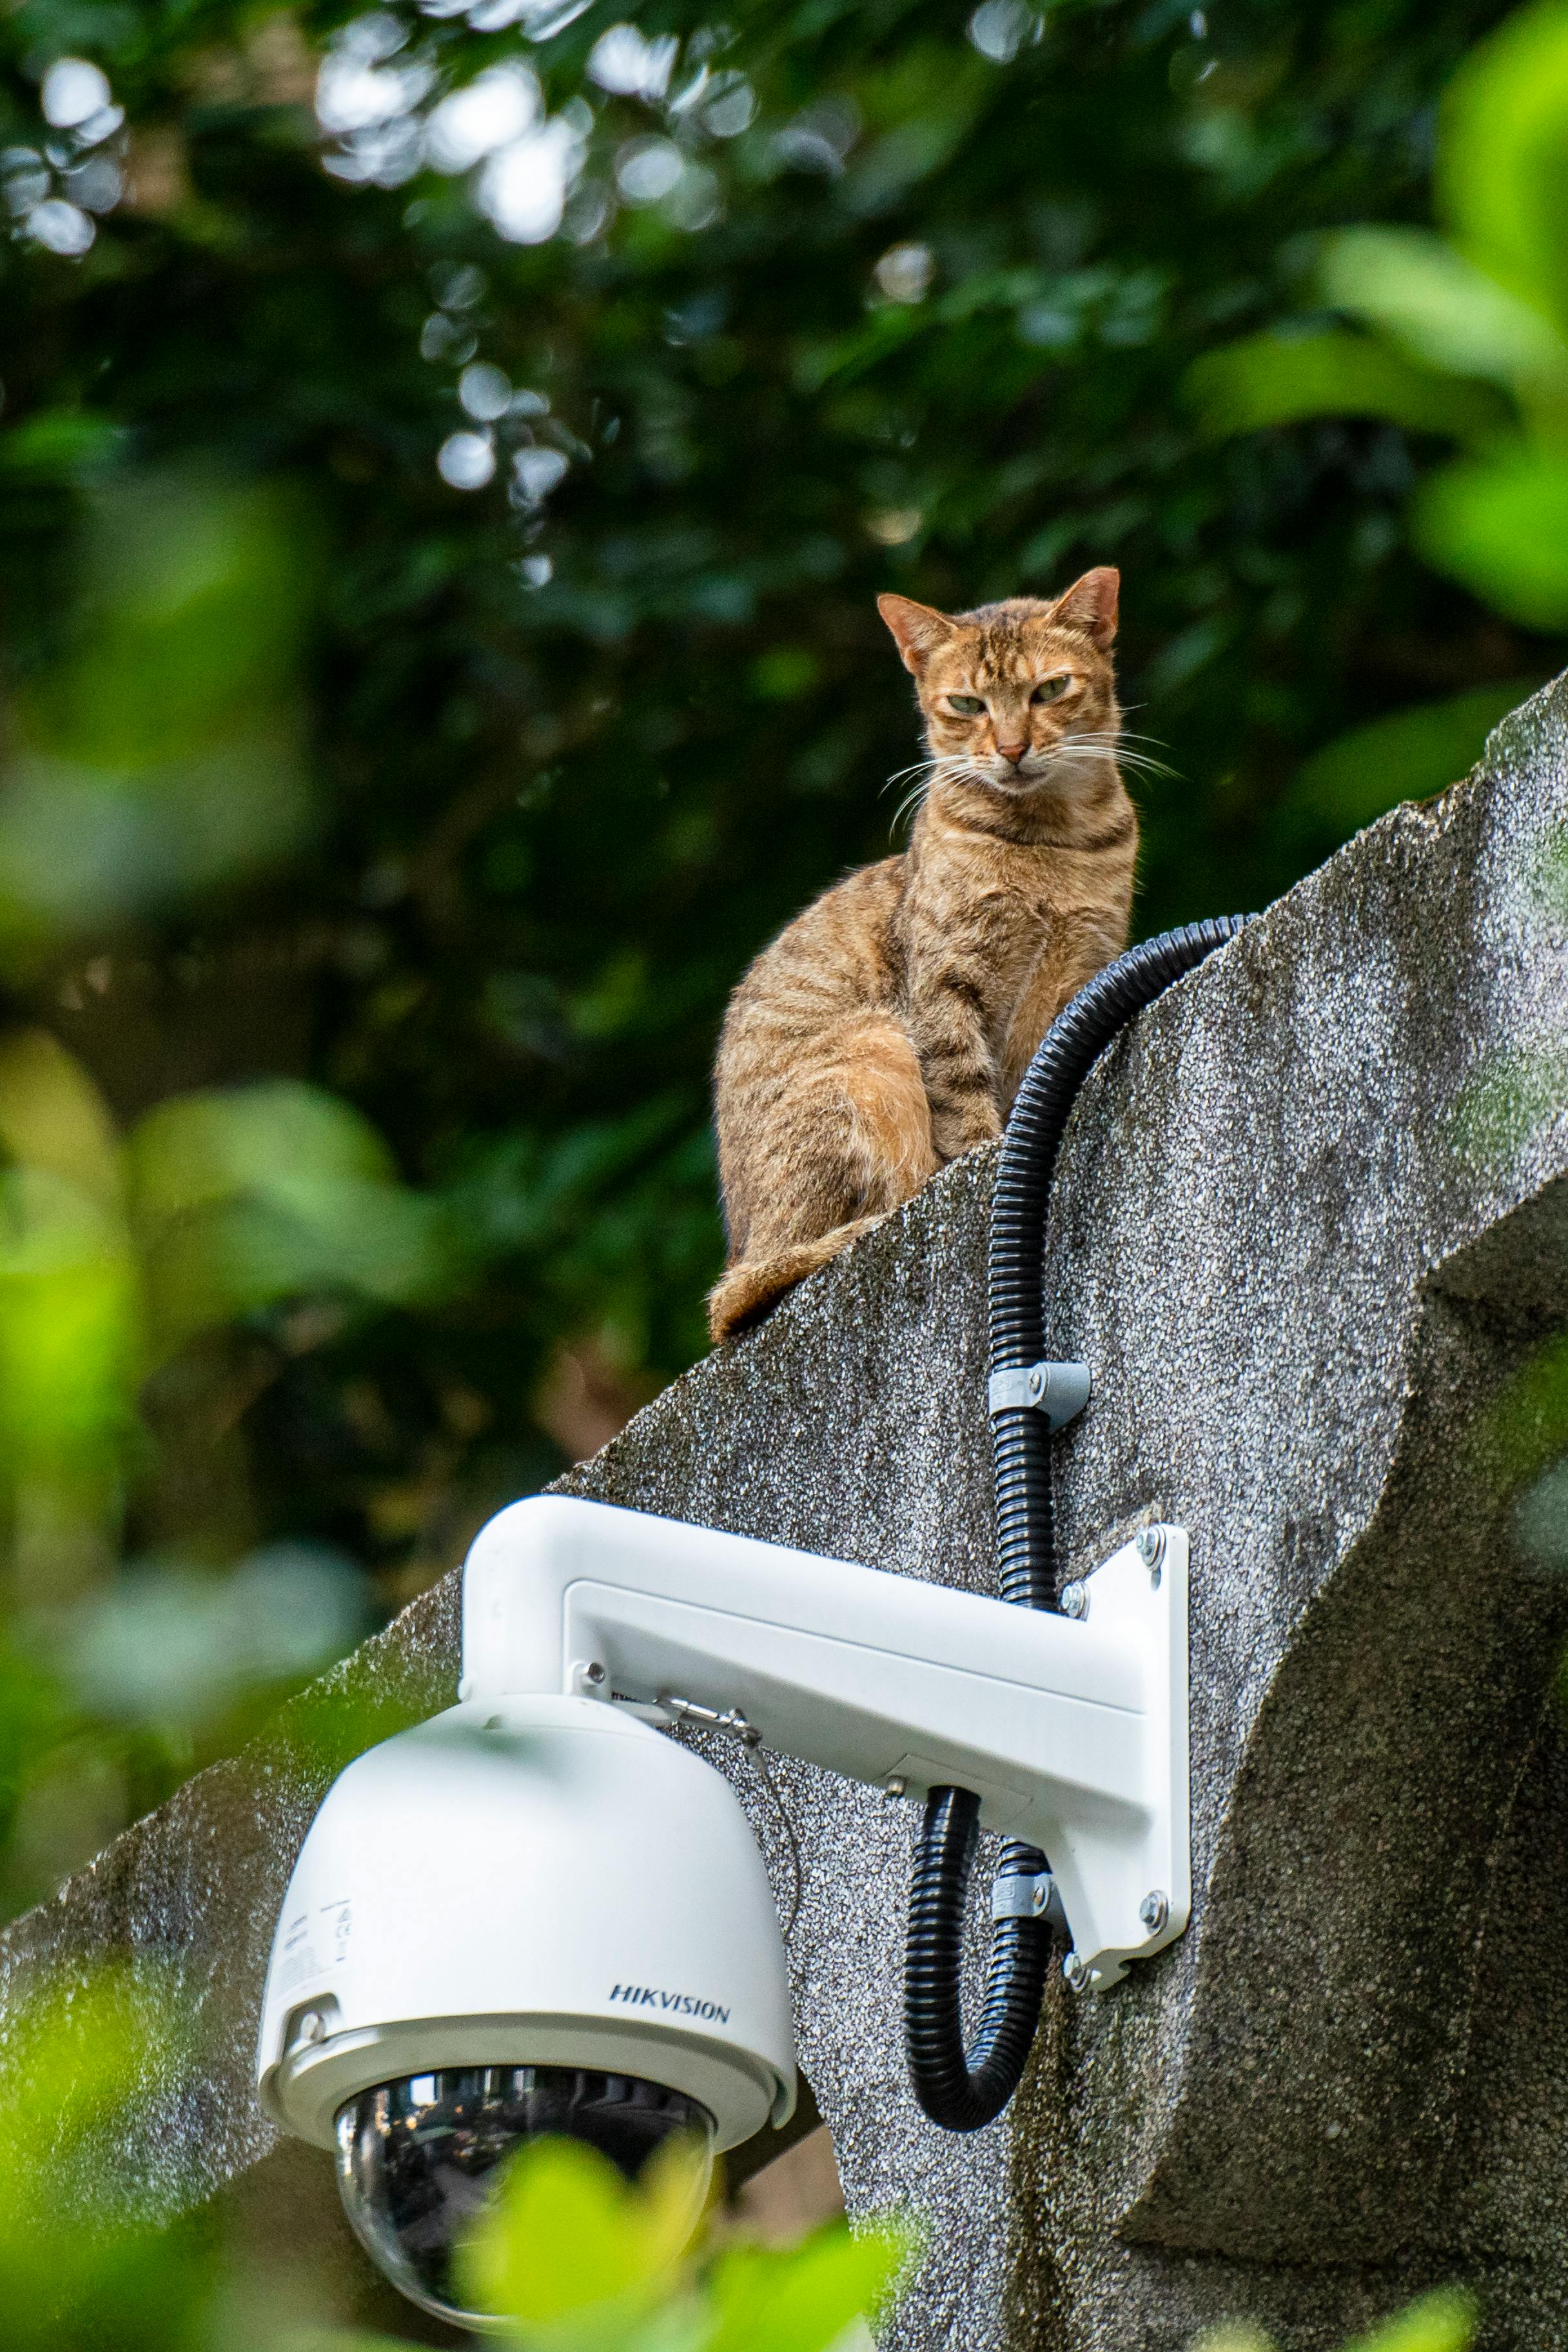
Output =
[
  {"x1": 0, "y1": 1032, "x2": 122, "y2": 1219},
  {"x1": 0, "y1": 1168, "x2": 139, "y2": 1478},
  {"x1": 1284, "y1": 680, "x2": 1542, "y2": 837},
  {"x1": 1342, "y1": 2288, "x2": 1477, "y2": 2352},
  {"x1": 1415, "y1": 442, "x2": 1568, "y2": 625},
  {"x1": 128, "y1": 1081, "x2": 449, "y2": 1353},
  {"x1": 456, "y1": 2133, "x2": 708, "y2": 2337},
  {"x1": 1184, "y1": 330, "x2": 1505, "y2": 442},
  {"x1": 55, "y1": 1547, "x2": 370, "y2": 1736},
  {"x1": 0, "y1": 475, "x2": 317, "y2": 943},
  {"x1": 703, "y1": 2215, "x2": 918, "y2": 2352},
  {"x1": 1317, "y1": 227, "x2": 1568, "y2": 407},
  {"x1": 0, "y1": 1964, "x2": 220, "y2": 2352},
  {"x1": 1476, "y1": 1329, "x2": 1568, "y2": 1492},
  {"x1": 141, "y1": 1185, "x2": 446, "y2": 1355},
  {"x1": 1193, "y1": 2294, "x2": 1476, "y2": 2352},
  {"x1": 0, "y1": 413, "x2": 128, "y2": 484},
  {"x1": 1440, "y1": 0, "x2": 1568, "y2": 333},
  {"x1": 129, "y1": 1083, "x2": 398, "y2": 1226},
  {"x1": 0, "y1": 1961, "x2": 195, "y2": 2235}
]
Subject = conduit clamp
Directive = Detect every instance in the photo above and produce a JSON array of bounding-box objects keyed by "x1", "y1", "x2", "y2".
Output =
[
  {"x1": 991, "y1": 1871, "x2": 1049, "y2": 1919},
  {"x1": 990, "y1": 1870, "x2": 1065, "y2": 1930},
  {"x1": 986, "y1": 1360, "x2": 1092, "y2": 1429}
]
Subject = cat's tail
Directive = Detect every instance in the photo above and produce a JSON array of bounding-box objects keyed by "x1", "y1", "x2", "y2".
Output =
[{"x1": 707, "y1": 1216, "x2": 886, "y2": 1346}]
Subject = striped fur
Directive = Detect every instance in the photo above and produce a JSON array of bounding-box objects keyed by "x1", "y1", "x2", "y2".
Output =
[{"x1": 709, "y1": 571, "x2": 1137, "y2": 1343}]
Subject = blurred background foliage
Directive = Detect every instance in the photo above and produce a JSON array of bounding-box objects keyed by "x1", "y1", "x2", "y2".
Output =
[{"x1": 0, "y1": 0, "x2": 1560, "y2": 1952}]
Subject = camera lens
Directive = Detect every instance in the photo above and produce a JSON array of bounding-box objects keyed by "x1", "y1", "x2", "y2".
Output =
[{"x1": 334, "y1": 2066, "x2": 714, "y2": 2328}]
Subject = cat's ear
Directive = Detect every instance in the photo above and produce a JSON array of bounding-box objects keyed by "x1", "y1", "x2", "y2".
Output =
[
  {"x1": 1052, "y1": 567, "x2": 1119, "y2": 649},
  {"x1": 877, "y1": 593, "x2": 958, "y2": 674}
]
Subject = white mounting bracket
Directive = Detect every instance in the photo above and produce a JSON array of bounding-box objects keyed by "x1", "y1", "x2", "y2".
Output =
[{"x1": 460, "y1": 1497, "x2": 1190, "y2": 1993}]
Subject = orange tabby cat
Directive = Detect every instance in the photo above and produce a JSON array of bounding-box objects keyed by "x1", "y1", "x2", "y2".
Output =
[{"x1": 709, "y1": 569, "x2": 1137, "y2": 1344}]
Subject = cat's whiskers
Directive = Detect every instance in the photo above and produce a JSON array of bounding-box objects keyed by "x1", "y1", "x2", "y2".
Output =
[
  {"x1": 889, "y1": 781, "x2": 930, "y2": 834},
  {"x1": 887, "y1": 752, "x2": 982, "y2": 832},
  {"x1": 1068, "y1": 725, "x2": 1173, "y2": 759},
  {"x1": 1092, "y1": 749, "x2": 1179, "y2": 781},
  {"x1": 1028, "y1": 736, "x2": 1121, "y2": 783},
  {"x1": 1043, "y1": 730, "x2": 1177, "y2": 783}
]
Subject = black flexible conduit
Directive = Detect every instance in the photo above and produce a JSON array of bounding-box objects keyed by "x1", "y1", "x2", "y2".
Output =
[{"x1": 904, "y1": 916, "x2": 1253, "y2": 2130}]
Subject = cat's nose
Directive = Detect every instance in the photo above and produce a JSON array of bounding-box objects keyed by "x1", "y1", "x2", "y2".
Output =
[{"x1": 997, "y1": 740, "x2": 1027, "y2": 764}]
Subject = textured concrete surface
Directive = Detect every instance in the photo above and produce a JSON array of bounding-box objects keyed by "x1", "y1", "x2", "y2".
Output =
[{"x1": 3, "y1": 678, "x2": 1568, "y2": 2350}]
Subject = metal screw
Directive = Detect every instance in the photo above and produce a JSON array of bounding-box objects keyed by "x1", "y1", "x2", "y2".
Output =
[
  {"x1": 1026, "y1": 1365, "x2": 1046, "y2": 1404},
  {"x1": 883, "y1": 1774, "x2": 908, "y2": 1802},
  {"x1": 584, "y1": 1661, "x2": 606, "y2": 1685},
  {"x1": 1135, "y1": 1527, "x2": 1166, "y2": 1574},
  {"x1": 292, "y1": 2010, "x2": 327, "y2": 2048},
  {"x1": 1063, "y1": 1952, "x2": 1089, "y2": 1993},
  {"x1": 1139, "y1": 1890, "x2": 1169, "y2": 1934},
  {"x1": 1060, "y1": 1581, "x2": 1088, "y2": 1620}
]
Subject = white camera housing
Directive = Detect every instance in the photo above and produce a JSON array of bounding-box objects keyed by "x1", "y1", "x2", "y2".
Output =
[{"x1": 259, "y1": 1692, "x2": 795, "y2": 2153}]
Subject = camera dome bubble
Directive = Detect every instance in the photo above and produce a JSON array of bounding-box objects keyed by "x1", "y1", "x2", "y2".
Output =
[{"x1": 334, "y1": 2066, "x2": 714, "y2": 2328}]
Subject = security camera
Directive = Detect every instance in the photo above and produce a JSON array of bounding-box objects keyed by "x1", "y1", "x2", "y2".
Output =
[
  {"x1": 259, "y1": 1496, "x2": 1189, "y2": 2329},
  {"x1": 257, "y1": 1691, "x2": 791, "y2": 2326}
]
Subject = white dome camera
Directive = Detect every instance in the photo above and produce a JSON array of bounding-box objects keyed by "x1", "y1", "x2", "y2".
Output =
[
  {"x1": 258, "y1": 1688, "x2": 793, "y2": 2326},
  {"x1": 258, "y1": 1496, "x2": 1191, "y2": 2328}
]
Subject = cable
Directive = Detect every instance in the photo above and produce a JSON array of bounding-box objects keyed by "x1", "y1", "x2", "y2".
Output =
[
  {"x1": 750, "y1": 1742, "x2": 804, "y2": 1942},
  {"x1": 904, "y1": 916, "x2": 1252, "y2": 2131},
  {"x1": 989, "y1": 919, "x2": 1251, "y2": 1614},
  {"x1": 905, "y1": 1790, "x2": 1050, "y2": 2130}
]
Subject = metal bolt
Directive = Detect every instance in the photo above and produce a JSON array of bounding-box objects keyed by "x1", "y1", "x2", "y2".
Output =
[
  {"x1": 1059, "y1": 1582, "x2": 1088, "y2": 1620},
  {"x1": 1026, "y1": 1365, "x2": 1045, "y2": 1404},
  {"x1": 584, "y1": 1660, "x2": 606, "y2": 1685},
  {"x1": 1135, "y1": 1526, "x2": 1166, "y2": 1573},
  {"x1": 1063, "y1": 1952, "x2": 1089, "y2": 1993},
  {"x1": 1139, "y1": 1889, "x2": 1169, "y2": 1934},
  {"x1": 292, "y1": 2010, "x2": 327, "y2": 2049},
  {"x1": 883, "y1": 1774, "x2": 908, "y2": 1802}
]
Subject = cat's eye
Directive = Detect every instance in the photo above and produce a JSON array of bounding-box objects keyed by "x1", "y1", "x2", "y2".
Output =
[
  {"x1": 1032, "y1": 674, "x2": 1072, "y2": 703},
  {"x1": 947, "y1": 694, "x2": 986, "y2": 715}
]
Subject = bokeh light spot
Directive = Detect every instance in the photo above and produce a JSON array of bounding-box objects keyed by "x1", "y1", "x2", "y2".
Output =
[
  {"x1": 41, "y1": 59, "x2": 112, "y2": 132},
  {"x1": 438, "y1": 431, "x2": 496, "y2": 489}
]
